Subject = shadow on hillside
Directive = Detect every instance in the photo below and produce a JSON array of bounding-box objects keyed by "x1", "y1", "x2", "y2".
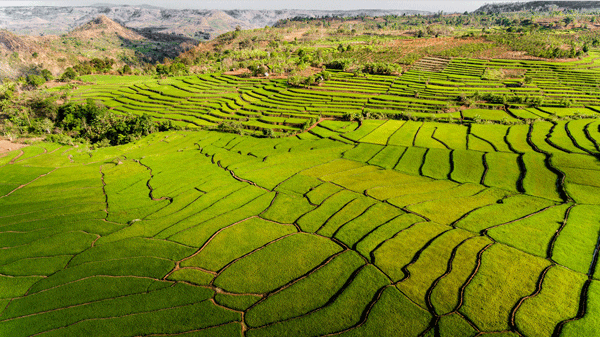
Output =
[{"x1": 116, "y1": 29, "x2": 201, "y2": 63}]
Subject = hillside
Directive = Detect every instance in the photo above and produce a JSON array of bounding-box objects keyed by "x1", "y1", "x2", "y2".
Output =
[
  {"x1": 0, "y1": 15, "x2": 199, "y2": 78},
  {"x1": 475, "y1": 1, "x2": 600, "y2": 13},
  {"x1": 0, "y1": 5, "x2": 429, "y2": 40},
  {"x1": 68, "y1": 15, "x2": 145, "y2": 41}
]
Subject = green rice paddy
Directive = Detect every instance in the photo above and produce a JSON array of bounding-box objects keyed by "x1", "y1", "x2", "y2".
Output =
[{"x1": 4, "y1": 54, "x2": 600, "y2": 336}]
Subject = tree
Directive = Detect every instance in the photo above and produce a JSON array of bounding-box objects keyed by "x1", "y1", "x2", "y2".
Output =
[
  {"x1": 60, "y1": 67, "x2": 78, "y2": 82},
  {"x1": 26, "y1": 74, "x2": 46, "y2": 87},
  {"x1": 121, "y1": 64, "x2": 132, "y2": 75},
  {"x1": 40, "y1": 69, "x2": 53, "y2": 81}
]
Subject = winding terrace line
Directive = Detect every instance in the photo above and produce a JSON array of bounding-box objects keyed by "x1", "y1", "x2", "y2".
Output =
[
  {"x1": 396, "y1": 229, "x2": 453, "y2": 284},
  {"x1": 0, "y1": 168, "x2": 57, "y2": 199},
  {"x1": 508, "y1": 265, "x2": 553, "y2": 334},
  {"x1": 526, "y1": 124, "x2": 572, "y2": 203},
  {"x1": 420, "y1": 236, "x2": 479, "y2": 336}
]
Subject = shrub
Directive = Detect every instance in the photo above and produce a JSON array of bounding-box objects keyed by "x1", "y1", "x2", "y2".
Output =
[
  {"x1": 325, "y1": 58, "x2": 352, "y2": 71},
  {"x1": 26, "y1": 74, "x2": 46, "y2": 87},
  {"x1": 362, "y1": 62, "x2": 401, "y2": 75},
  {"x1": 482, "y1": 68, "x2": 504, "y2": 81},
  {"x1": 262, "y1": 128, "x2": 275, "y2": 137}
]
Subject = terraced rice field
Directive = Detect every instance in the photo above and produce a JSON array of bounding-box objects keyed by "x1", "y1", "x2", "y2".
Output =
[
  {"x1": 1, "y1": 111, "x2": 600, "y2": 336},
  {"x1": 69, "y1": 52, "x2": 600, "y2": 134},
  {"x1": 5, "y1": 53, "x2": 600, "y2": 336}
]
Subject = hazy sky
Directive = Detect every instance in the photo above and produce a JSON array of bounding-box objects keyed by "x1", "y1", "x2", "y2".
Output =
[{"x1": 0, "y1": 0, "x2": 528, "y2": 12}]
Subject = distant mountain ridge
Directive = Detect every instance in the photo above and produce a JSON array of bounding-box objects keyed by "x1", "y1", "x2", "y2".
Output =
[
  {"x1": 475, "y1": 1, "x2": 600, "y2": 13},
  {"x1": 0, "y1": 6, "x2": 430, "y2": 40}
]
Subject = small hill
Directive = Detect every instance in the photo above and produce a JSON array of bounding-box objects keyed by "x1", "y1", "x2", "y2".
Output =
[
  {"x1": 475, "y1": 1, "x2": 600, "y2": 13},
  {"x1": 68, "y1": 15, "x2": 144, "y2": 41},
  {"x1": 0, "y1": 29, "x2": 33, "y2": 52}
]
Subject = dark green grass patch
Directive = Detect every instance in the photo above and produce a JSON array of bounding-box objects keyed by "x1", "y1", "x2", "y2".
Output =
[
  {"x1": 181, "y1": 217, "x2": 296, "y2": 272},
  {"x1": 167, "y1": 192, "x2": 275, "y2": 247},
  {"x1": 437, "y1": 313, "x2": 477, "y2": 337},
  {"x1": 387, "y1": 182, "x2": 484, "y2": 208},
  {"x1": 275, "y1": 174, "x2": 321, "y2": 196},
  {"x1": 214, "y1": 233, "x2": 342, "y2": 294},
  {"x1": 342, "y1": 120, "x2": 387, "y2": 142},
  {"x1": 374, "y1": 221, "x2": 450, "y2": 281},
  {"x1": 467, "y1": 134, "x2": 495, "y2": 152},
  {"x1": 0, "y1": 256, "x2": 71, "y2": 276},
  {"x1": 317, "y1": 196, "x2": 376, "y2": 237},
  {"x1": 471, "y1": 124, "x2": 512, "y2": 152},
  {"x1": 407, "y1": 187, "x2": 512, "y2": 225},
  {"x1": 388, "y1": 121, "x2": 422, "y2": 147},
  {"x1": 215, "y1": 293, "x2": 261, "y2": 311},
  {"x1": 28, "y1": 257, "x2": 175, "y2": 294},
  {"x1": 484, "y1": 152, "x2": 521, "y2": 192},
  {"x1": 461, "y1": 244, "x2": 551, "y2": 332},
  {"x1": 1, "y1": 277, "x2": 156, "y2": 319},
  {"x1": 336, "y1": 286, "x2": 431, "y2": 337},
  {"x1": 456, "y1": 194, "x2": 555, "y2": 233},
  {"x1": 167, "y1": 268, "x2": 214, "y2": 285},
  {"x1": 343, "y1": 143, "x2": 384, "y2": 163},
  {"x1": 396, "y1": 229, "x2": 475, "y2": 308},
  {"x1": 334, "y1": 202, "x2": 403, "y2": 247},
  {"x1": 394, "y1": 146, "x2": 427, "y2": 175},
  {"x1": 305, "y1": 182, "x2": 341, "y2": 205},
  {"x1": 421, "y1": 148, "x2": 452, "y2": 180},
  {"x1": 450, "y1": 149, "x2": 485, "y2": 184},
  {"x1": 561, "y1": 280, "x2": 600, "y2": 336},
  {"x1": 245, "y1": 250, "x2": 364, "y2": 327},
  {"x1": 0, "y1": 276, "x2": 43, "y2": 299},
  {"x1": 0, "y1": 231, "x2": 98, "y2": 266},
  {"x1": 261, "y1": 193, "x2": 315, "y2": 224},
  {"x1": 245, "y1": 265, "x2": 389, "y2": 337},
  {"x1": 522, "y1": 152, "x2": 562, "y2": 201},
  {"x1": 359, "y1": 120, "x2": 405, "y2": 145},
  {"x1": 13, "y1": 296, "x2": 238, "y2": 337},
  {"x1": 157, "y1": 185, "x2": 267, "y2": 239},
  {"x1": 368, "y1": 145, "x2": 406, "y2": 170},
  {"x1": 298, "y1": 190, "x2": 359, "y2": 233},
  {"x1": 516, "y1": 265, "x2": 587, "y2": 337},
  {"x1": 71, "y1": 237, "x2": 196, "y2": 266},
  {"x1": 553, "y1": 205, "x2": 600, "y2": 275},
  {"x1": 430, "y1": 236, "x2": 493, "y2": 315}
]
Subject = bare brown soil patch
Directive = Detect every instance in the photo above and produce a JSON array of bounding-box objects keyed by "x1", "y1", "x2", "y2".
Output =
[{"x1": 0, "y1": 139, "x2": 29, "y2": 155}]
